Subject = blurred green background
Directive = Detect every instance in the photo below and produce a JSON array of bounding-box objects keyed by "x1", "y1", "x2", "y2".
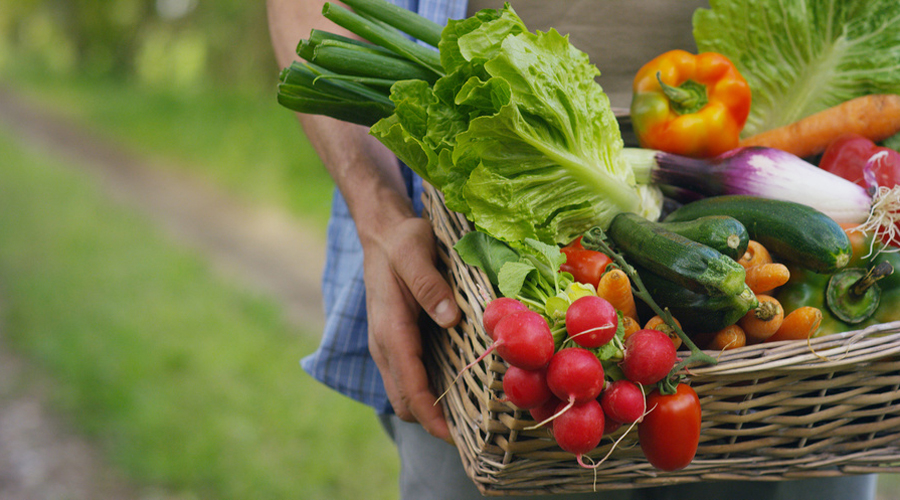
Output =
[
  {"x1": 0, "y1": 1, "x2": 897, "y2": 499},
  {"x1": 0, "y1": 1, "x2": 399, "y2": 499}
]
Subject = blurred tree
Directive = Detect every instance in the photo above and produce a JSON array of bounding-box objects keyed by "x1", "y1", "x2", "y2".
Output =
[{"x1": 1, "y1": 0, "x2": 280, "y2": 92}]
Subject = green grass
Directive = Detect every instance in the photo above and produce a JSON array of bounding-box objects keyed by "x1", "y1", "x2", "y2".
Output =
[
  {"x1": 4, "y1": 65, "x2": 335, "y2": 233},
  {"x1": 0, "y1": 125, "x2": 399, "y2": 499}
]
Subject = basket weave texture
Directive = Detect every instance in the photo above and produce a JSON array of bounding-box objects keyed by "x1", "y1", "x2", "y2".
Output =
[{"x1": 421, "y1": 183, "x2": 900, "y2": 496}]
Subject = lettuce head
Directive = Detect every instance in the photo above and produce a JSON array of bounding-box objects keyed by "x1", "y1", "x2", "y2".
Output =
[{"x1": 371, "y1": 5, "x2": 661, "y2": 246}]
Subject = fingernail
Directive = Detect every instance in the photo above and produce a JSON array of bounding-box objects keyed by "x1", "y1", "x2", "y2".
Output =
[{"x1": 434, "y1": 299, "x2": 455, "y2": 326}]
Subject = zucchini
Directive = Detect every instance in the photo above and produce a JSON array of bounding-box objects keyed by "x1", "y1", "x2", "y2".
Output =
[
  {"x1": 634, "y1": 264, "x2": 759, "y2": 334},
  {"x1": 658, "y1": 215, "x2": 749, "y2": 261},
  {"x1": 664, "y1": 195, "x2": 852, "y2": 274},
  {"x1": 607, "y1": 212, "x2": 747, "y2": 297}
]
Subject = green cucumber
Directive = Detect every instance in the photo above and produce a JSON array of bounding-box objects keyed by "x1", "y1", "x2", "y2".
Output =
[
  {"x1": 664, "y1": 195, "x2": 852, "y2": 274},
  {"x1": 607, "y1": 212, "x2": 747, "y2": 297},
  {"x1": 635, "y1": 265, "x2": 759, "y2": 334},
  {"x1": 658, "y1": 215, "x2": 749, "y2": 261}
]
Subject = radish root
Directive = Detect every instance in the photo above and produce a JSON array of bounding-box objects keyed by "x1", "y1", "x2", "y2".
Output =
[
  {"x1": 860, "y1": 184, "x2": 900, "y2": 255},
  {"x1": 434, "y1": 344, "x2": 496, "y2": 406},
  {"x1": 523, "y1": 398, "x2": 575, "y2": 430},
  {"x1": 580, "y1": 387, "x2": 654, "y2": 479},
  {"x1": 567, "y1": 323, "x2": 616, "y2": 343}
]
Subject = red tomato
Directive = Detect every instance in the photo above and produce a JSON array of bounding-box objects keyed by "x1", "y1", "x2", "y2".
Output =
[
  {"x1": 638, "y1": 383, "x2": 701, "y2": 472},
  {"x1": 560, "y1": 247, "x2": 612, "y2": 288},
  {"x1": 559, "y1": 237, "x2": 612, "y2": 288},
  {"x1": 820, "y1": 134, "x2": 900, "y2": 247},
  {"x1": 819, "y1": 133, "x2": 900, "y2": 189}
]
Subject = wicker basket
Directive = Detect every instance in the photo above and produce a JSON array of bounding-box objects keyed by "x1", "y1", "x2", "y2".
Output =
[{"x1": 421, "y1": 183, "x2": 900, "y2": 496}]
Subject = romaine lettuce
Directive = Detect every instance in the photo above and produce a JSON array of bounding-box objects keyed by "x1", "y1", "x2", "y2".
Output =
[
  {"x1": 694, "y1": 0, "x2": 900, "y2": 137},
  {"x1": 371, "y1": 5, "x2": 661, "y2": 246}
]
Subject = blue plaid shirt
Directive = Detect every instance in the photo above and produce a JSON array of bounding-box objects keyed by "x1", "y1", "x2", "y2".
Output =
[{"x1": 301, "y1": 0, "x2": 468, "y2": 414}]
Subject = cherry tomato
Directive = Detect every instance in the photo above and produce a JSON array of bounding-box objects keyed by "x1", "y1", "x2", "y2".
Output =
[
  {"x1": 638, "y1": 383, "x2": 701, "y2": 472},
  {"x1": 560, "y1": 238, "x2": 612, "y2": 288},
  {"x1": 818, "y1": 133, "x2": 900, "y2": 189}
]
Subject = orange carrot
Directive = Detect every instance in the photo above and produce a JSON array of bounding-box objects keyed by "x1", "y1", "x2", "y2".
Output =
[
  {"x1": 596, "y1": 268, "x2": 638, "y2": 320},
  {"x1": 841, "y1": 222, "x2": 870, "y2": 267},
  {"x1": 766, "y1": 307, "x2": 823, "y2": 343},
  {"x1": 738, "y1": 94, "x2": 900, "y2": 158},
  {"x1": 621, "y1": 315, "x2": 641, "y2": 340},
  {"x1": 739, "y1": 294, "x2": 784, "y2": 343},
  {"x1": 701, "y1": 324, "x2": 746, "y2": 351},
  {"x1": 644, "y1": 315, "x2": 683, "y2": 350},
  {"x1": 745, "y1": 262, "x2": 791, "y2": 294},
  {"x1": 738, "y1": 240, "x2": 772, "y2": 271}
]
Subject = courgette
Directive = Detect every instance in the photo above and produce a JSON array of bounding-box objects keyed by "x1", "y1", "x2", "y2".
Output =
[
  {"x1": 634, "y1": 264, "x2": 759, "y2": 334},
  {"x1": 659, "y1": 215, "x2": 749, "y2": 261},
  {"x1": 664, "y1": 195, "x2": 851, "y2": 274},
  {"x1": 607, "y1": 212, "x2": 746, "y2": 297}
]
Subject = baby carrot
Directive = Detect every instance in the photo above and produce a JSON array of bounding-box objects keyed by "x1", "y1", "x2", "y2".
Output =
[
  {"x1": 840, "y1": 222, "x2": 869, "y2": 267},
  {"x1": 700, "y1": 324, "x2": 746, "y2": 351},
  {"x1": 644, "y1": 315, "x2": 683, "y2": 350},
  {"x1": 621, "y1": 314, "x2": 641, "y2": 340},
  {"x1": 745, "y1": 262, "x2": 791, "y2": 294},
  {"x1": 766, "y1": 306, "x2": 823, "y2": 342},
  {"x1": 597, "y1": 268, "x2": 638, "y2": 320},
  {"x1": 738, "y1": 294, "x2": 784, "y2": 343},
  {"x1": 739, "y1": 94, "x2": 900, "y2": 158},
  {"x1": 738, "y1": 240, "x2": 772, "y2": 271}
]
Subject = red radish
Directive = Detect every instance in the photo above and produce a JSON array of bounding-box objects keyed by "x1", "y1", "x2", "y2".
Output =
[
  {"x1": 502, "y1": 366, "x2": 552, "y2": 410},
  {"x1": 565, "y1": 295, "x2": 618, "y2": 348},
  {"x1": 438, "y1": 310, "x2": 554, "y2": 403},
  {"x1": 552, "y1": 398, "x2": 605, "y2": 468},
  {"x1": 483, "y1": 297, "x2": 528, "y2": 339},
  {"x1": 530, "y1": 395, "x2": 562, "y2": 425},
  {"x1": 527, "y1": 347, "x2": 606, "y2": 429},
  {"x1": 604, "y1": 417, "x2": 622, "y2": 435},
  {"x1": 620, "y1": 329, "x2": 678, "y2": 385},
  {"x1": 600, "y1": 380, "x2": 646, "y2": 424},
  {"x1": 492, "y1": 310, "x2": 555, "y2": 370},
  {"x1": 546, "y1": 348, "x2": 606, "y2": 405}
]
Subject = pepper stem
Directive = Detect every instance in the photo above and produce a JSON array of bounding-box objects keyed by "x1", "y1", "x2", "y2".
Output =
[
  {"x1": 656, "y1": 72, "x2": 708, "y2": 116},
  {"x1": 851, "y1": 260, "x2": 894, "y2": 296}
]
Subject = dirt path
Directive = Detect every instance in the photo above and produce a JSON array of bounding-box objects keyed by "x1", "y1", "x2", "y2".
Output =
[
  {"x1": 0, "y1": 87, "x2": 327, "y2": 499},
  {"x1": 0, "y1": 87, "x2": 327, "y2": 331}
]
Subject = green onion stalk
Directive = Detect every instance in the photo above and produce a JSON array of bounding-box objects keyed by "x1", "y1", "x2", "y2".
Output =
[{"x1": 276, "y1": 0, "x2": 445, "y2": 126}]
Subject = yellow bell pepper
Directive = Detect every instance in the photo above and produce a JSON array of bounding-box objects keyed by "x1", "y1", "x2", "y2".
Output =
[{"x1": 630, "y1": 50, "x2": 751, "y2": 158}]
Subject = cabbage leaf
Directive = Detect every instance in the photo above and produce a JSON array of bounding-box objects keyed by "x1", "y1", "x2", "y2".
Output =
[
  {"x1": 371, "y1": 5, "x2": 660, "y2": 245},
  {"x1": 694, "y1": 0, "x2": 900, "y2": 137}
]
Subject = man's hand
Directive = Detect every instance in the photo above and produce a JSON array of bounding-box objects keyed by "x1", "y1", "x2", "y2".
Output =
[
  {"x1": 363, "y1": 215, "x2": 460, "y2": 442},
  {"x1": 266, "y1": 0, "x2": 461, "y2": 441}
]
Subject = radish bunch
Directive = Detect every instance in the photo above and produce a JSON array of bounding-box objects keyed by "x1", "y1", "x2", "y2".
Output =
[{"x1": 486, "y1": 295, "x2": 679, "y2": 468}]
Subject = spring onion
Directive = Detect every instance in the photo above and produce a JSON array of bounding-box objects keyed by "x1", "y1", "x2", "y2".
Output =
[{"x1": 625, "y1": 146, "x2": 900, "y2": 245}]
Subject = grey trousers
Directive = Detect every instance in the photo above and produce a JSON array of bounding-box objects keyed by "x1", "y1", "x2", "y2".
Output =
[{"x1": 379, "y1": 414, "x2": 878, "y2": 500}]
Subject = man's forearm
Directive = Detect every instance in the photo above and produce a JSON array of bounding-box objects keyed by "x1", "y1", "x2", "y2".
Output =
[{"x1": 266, "y1": 0, "x2": 414, "y2": 236}]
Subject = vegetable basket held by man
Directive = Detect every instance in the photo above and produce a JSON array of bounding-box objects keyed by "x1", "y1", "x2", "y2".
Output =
[{"x1": 276, "y1": 0, "x2": 900, "y2": 494}]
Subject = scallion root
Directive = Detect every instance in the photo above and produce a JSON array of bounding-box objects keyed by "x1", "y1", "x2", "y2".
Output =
[{"x1": 859, "y1": 185, "x2": 900, "y2": 256}]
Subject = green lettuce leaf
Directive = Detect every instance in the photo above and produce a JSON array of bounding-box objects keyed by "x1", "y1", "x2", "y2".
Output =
[
  {"x1": 453, "y1": 230, "x2": 519, "y2": 286},
  {"x1": 694, "y1": 0, "x2": 900, "y2": 137},
  {"x1": 371, "y1": 4, "x2": 660, "y2": 246}
]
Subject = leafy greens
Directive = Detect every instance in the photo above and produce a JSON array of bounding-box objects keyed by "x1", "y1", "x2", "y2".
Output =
[
  {"x1": 693, "y1": 0, "x2": 900, "y2": 137},
  {"x1": 371, "y1": 4, "x2": 662, "y2": 246}
]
